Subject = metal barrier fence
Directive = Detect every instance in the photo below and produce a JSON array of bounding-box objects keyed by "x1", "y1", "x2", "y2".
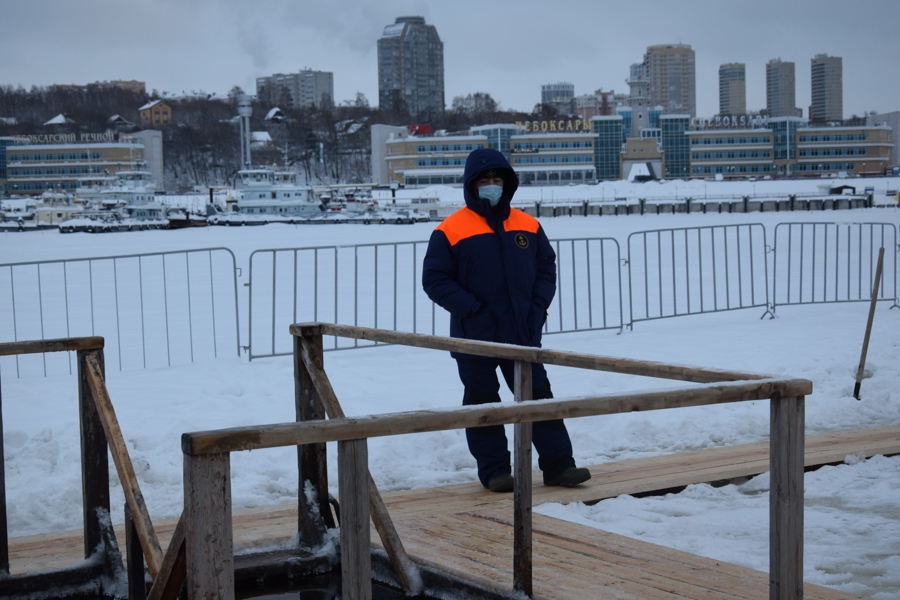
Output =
[
  {"x1": 771, "y1": 222, "x2": 900, "y2": 312},
  {"x1": 549, "y1": 238, "x2": 624, "y2": 334},
  {"x1": 626, "y1": 224, "x2": 770, "y2": 326},
  {"x1": 0, "y1": 248, "x2": 241, "y2": 377},
  {"x1": 5, "y1": 222, "x2": 896, "y2": 374},
  {"x1": 248, "y1": 242, "x2": 438, "y2": 357},
  {"x1": 247, "y1": 238, "x2": 625, "y2": 360}
]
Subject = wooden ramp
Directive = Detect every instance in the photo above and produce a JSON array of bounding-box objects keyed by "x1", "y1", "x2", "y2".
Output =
[{"x1": 9, "y1": 426, "x2": 898, "y2": 598}]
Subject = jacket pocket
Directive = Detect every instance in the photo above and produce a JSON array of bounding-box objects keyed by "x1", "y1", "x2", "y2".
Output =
[
  {"x1": 527, "y1": 304, "x2": 548, "y2": 345},
  {"x1": 460, "y1": 307, "x2": 495, "y2": 342}
]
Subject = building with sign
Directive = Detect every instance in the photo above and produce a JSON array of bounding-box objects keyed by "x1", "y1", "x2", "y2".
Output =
[
  {"x1": 374, "y1": 109, "x2": 895, "y2": 188},
  {"x1": 688, "y1": 117, "x2": 892, "y2": 178},
  {"x1": 509, "y1": 132, "x2": 595, "y2": 186},
  {"x1": 4, "y1": 138, "x2": 150, "y2": 195},
  {"x1": 383, "y1": 120, "x2": 598, "y2": 187}
]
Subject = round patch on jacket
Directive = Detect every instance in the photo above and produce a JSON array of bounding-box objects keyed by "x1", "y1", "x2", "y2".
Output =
[{"x1": 515, "y1": 233, "x2": 529, "y2": 248}]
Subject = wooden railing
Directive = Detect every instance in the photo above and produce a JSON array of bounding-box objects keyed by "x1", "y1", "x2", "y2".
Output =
[
  {"x1": 180, "y1": 323, "x2": 812, "y2": 600},
  {"x1": 0, "y1": 337, "x2": 173, "y2": 599}
]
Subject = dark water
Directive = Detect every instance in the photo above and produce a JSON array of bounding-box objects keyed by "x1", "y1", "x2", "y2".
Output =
[{"x1": 236, "y1": 571, "x2": 429, "y2": 600}]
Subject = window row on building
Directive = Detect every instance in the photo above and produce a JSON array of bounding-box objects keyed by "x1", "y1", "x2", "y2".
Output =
[
  {"x1": 692, "y1": 165, "x2": 778, "y2": 175},
  {"x1": 798, "y1": 148, "x2": 870, "y2": 157},
  {"x1": 416, "y1": 158, "x2": 466, "y2": 167},
  {"x1": 414, "y1": 143, "x2": 482, "y2": 153},
  {"x1": 12, "y1": 151, "x2": 104, "y2": 162},
  {"x1": 513, "y1": 141, "x2": 594, "y2": 150},
  {"x1": 8, "y1": 166, "x2": 109, "y2": 177},
  {"x1": 691, "y1": 151, "x2": 772, "y2": 160},
  {"x1": 691, "y1": 136, "x2": 771, "y2": 145},
  {"x1": 798, "y1": 133, "x2": 871, "y2": 142}
]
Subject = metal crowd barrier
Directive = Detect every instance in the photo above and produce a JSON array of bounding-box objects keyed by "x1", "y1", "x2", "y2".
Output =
[
  {"x1": 549, "y1": 238, "x2": 624, "y2": 334},
  {"x1": 626, "y1": 224, "x2": 770, "y2": 327},
  {"x1": 247, "y1": 238, "x2": 625, "y2": 361},
  {"x1": 771, "y1": 222, "x2": 899, "y2": 312},
  {"x1": 4, "y1": 222, "x2": 897, "y2": 375},
  {"x1": 247, "y1": 242, "x2": 438, "y2": 358},
  {"x1": 0, "y1": 248, "x2": 241, "y2": 378}
]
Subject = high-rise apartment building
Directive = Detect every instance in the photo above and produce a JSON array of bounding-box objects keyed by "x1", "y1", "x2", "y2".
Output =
[
  {"x1": 644, "y1": 44, "x2": 696, "y2": 117},
  {"x1": 377, "y1": 16, "x2": 445, "y2": 120},
  {"x1": 718, "y1": 63, "x2": 746, "y2": 115},
  {"x1": 810, "y1": 54, "x2": 843, "y2": 123},
  {"x1": 766, "y1": 59, "x2": 797, "y2": 117},
  {"x1": 256, "y1": 70, "x2": 334, "y2": 108},
  {"x1": 541, "y1": 82, "x2": 575, "y2": 115}
]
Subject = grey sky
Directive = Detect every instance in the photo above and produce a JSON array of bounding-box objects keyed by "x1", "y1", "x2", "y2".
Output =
[{"x1": 2, "y1": 0, "x2": 898, "y2": 118}]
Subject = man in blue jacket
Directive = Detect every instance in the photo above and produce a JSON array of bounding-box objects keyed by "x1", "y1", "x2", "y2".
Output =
[{"x1": 422, "y1": 148, "x2": 591, "y2": 493}]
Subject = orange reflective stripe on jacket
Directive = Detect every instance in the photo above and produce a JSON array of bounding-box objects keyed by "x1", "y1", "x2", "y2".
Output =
[{"x1": 436, "y1": 207, "x2": 539, "y2": 247}]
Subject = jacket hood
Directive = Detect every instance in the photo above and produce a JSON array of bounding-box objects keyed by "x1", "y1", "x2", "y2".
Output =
[{"x1": 462, "y1": 148, "x2": 519, "y2": 214}]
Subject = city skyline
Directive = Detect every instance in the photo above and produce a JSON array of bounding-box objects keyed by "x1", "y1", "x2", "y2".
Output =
[{"x1": 2, "y1": 0, "x2": 898, "y2": 119}]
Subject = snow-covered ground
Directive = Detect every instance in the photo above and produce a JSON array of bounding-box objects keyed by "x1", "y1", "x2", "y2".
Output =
[{"x1": 2, "y1": 175, "x2": 899, "y2": 598}]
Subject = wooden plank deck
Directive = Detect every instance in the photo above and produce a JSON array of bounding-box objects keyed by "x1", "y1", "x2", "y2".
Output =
[{"x1": 8, "y1": 425, "x2": 898, "y2": 597}]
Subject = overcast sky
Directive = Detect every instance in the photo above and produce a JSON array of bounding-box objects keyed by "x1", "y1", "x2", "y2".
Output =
[{"x1": 3, "y1": 0, "x2": 898, "y2": 119}]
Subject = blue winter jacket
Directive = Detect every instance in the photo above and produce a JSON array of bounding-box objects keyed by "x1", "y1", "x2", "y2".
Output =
[{"x1": 422, "y1": 148, "x2": 556, "y2": 356}]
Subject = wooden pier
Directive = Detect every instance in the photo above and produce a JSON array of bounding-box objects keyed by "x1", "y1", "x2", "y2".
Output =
[
  {"x1": 9, "y1": 425, "x2": 897, "y2": 598},
  {"x1": 3, "y1": 330, "x2": 897, "y2": 599}
]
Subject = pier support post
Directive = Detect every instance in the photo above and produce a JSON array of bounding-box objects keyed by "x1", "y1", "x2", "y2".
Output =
[
  {"x1": 339, "y1": 439, "x2": 371, "y2": 600},
  {"x1": 769, "y1": 394, "x2": 804, "y2": 600},
  {"x1": 184, "y1": 453, "x2": 233, "y2": 600},
  {"x1": 294, "y1": 331, "x2": 335, "y2": 547},
  {"x1": 513, "y1": 360, "x2": 533, "y2": 597},
  {"x1": 125, "y1": 504, "x2": 147, "y2": 600},
  {"x1": 78, "y1": 349, "x2": 109, "y2": 558}
]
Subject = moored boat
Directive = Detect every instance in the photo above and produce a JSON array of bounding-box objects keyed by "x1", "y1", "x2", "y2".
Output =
[{"x1": 167, "y1": 208, "x2": 208, "y2": 229}]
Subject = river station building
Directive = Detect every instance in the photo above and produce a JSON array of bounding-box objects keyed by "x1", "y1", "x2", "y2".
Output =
[
  {"x1": 1, "y1": 130, "x2": 164, "y2": 196},
  {"x1": 375, "y1": 115, "x2": 893, "y2": 187}
]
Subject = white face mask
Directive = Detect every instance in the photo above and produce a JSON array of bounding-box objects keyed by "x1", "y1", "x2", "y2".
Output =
[{"x1": 478, "y1": 184, "x2": 503, "y2": 206}]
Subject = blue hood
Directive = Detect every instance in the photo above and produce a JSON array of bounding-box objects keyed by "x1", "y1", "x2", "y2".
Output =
[{"x1": 462, "y1": 148, "x2": 519, "y2": 215}]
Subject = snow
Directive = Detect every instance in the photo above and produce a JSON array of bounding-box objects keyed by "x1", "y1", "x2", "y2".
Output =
[
  {"x1": 2, "y1": 175, "x2": 900, "y2": 598},
  {"x1": 42, "y1": 113, "x2": 74, "y2": 125}
]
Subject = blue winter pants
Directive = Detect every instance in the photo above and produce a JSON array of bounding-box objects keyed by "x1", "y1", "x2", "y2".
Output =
[{"x1": 456, "y1": 357, "x2": 576, "y2": 488}]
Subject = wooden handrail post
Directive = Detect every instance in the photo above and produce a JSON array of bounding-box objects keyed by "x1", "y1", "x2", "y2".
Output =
[
  {"x1": 184, "y1": 453, "x2": 233, "y2": 600},
  {"x1": 125, "y1": 503, "x2": 147, "y2": 600},
  {"x1": 339, "y1": 438, "x2": 371, "y2": 600},
  {"x1": 146, "y1": 513, "x2": 186, "y2": 600},
  {"x1": 296, "y1": 331, "x2": 421, "y2": 594},
  {"x1": 78, "y1": 348, "x2": 110, "y2": 558},
  {"x1": 84, "y1": 352, "x2": 163, "y2": 577},
  {"x1": 513, "y1": 360, "x2": 533, "y2": 597},
  {"x1": 293, "y1": 330, "x2": 335, "y2": 547},
  {"x1": 770, "y1": 394, "x2": 804, "y2": 600}
]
